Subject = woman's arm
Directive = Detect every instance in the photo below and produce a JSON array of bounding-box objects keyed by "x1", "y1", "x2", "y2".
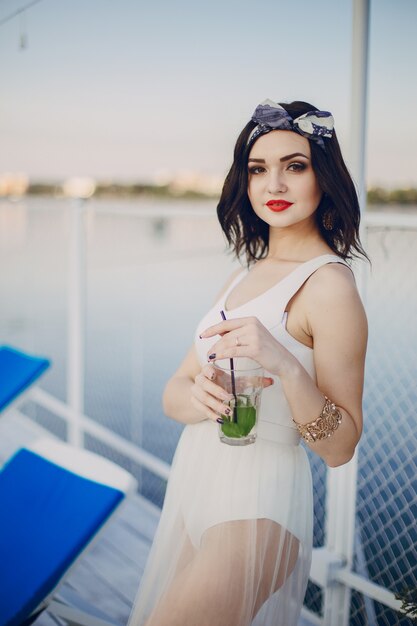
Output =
[
  {"x1": 279, "y1": 263, "x2": 367, "y2": 467},
  {"x1": 200, "y1": 264, "x2": 368, "y2": 467},
  {"x1": 162, "y1": 345, "x2": 205, "y2": 424}
]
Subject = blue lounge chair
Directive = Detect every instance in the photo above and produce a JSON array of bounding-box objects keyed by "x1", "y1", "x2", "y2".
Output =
[
  {"x1": 0, "y1": 438, "x2": 138, "y2": 626},
  {"x1": 0, "y1": 347, "x2": 138, "y2": 625},
  {"x1": 0, "y1": 345, "x2": 50, "y2": 412}
]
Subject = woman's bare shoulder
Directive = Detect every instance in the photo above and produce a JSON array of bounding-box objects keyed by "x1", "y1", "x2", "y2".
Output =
[
  {"x1": 306, "y1": 261, "x2": 358, "y2": 300},
  {"x1": 305, "y1": 261, "x2": 367, "y2": 335}
]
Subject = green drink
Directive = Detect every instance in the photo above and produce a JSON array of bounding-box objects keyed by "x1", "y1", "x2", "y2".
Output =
[
  {"x1": 214, "y1": 359, "x2": 264, "y2": 446},
  {"x1": 220, "y1": 394, "x2": 258, "y2": 444}
]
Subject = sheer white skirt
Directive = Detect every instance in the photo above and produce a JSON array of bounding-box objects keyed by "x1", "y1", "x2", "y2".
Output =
[{"x1": 128, "y1": 419, "x2": 313, "y2": 626}]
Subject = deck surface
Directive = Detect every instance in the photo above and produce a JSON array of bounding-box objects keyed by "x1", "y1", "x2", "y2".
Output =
[{"x1": 0, "y1": 409, "x2": 160, "y2": 626}]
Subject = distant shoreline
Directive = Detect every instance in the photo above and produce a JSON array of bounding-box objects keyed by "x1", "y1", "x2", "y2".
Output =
[
  {"x1": 26, "y1": 184, "x2": 417, "y2": 206},
  {"x1": 26, "y1": 182, "x2": 217, "y2": 201},
  {"x1": 1, "y1": 182, "x2": 417, "y2": 206}
]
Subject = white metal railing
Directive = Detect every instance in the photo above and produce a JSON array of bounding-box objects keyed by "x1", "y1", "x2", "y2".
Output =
[
  {"x1": 28, "y1": 386, "x2": 170, "y2": 480},
  {"x1": 67, "y1": 199, "x2": 86, "y2": 448}
]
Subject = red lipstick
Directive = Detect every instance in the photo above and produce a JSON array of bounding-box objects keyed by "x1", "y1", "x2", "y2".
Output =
[{"x1": 266, "y1": 200, "x2": 293, "y2": 212}]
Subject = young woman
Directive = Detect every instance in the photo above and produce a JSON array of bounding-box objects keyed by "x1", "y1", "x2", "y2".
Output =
[{"x1": 128, "y1": 99, "x2": 368, "y2": 626}]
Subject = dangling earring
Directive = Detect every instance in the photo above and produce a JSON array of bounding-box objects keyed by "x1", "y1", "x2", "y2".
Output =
[{"x1": 322, "y1": 211, "x2": 334, "y2": 231}]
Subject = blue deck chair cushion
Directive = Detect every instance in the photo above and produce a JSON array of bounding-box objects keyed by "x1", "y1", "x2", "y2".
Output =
[
  {"x1": 0, "y1": 346, "x2": 50, "y2": 412},
  {"x1": 0, "y1": 448, "x2": 124, "y2": 626}
]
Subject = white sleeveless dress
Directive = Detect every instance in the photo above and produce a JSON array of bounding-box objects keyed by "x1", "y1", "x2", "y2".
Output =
[{"x1": 128, "y1": 254, "x2": 348, "y2": 626}]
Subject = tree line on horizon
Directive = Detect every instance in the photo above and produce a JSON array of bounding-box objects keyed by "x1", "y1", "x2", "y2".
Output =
[{"x1": 15, "y1": 182, "x2": 417, "y2": 205}]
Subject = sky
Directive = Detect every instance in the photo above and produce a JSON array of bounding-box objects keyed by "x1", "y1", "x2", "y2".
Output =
[{"x1": 1, "y1": 0, "x2": 417, "y2": 188}]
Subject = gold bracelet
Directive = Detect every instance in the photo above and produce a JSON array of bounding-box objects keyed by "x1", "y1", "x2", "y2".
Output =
[{"x1": 293, "y1": 396, "x2": 342, "y2": 443}]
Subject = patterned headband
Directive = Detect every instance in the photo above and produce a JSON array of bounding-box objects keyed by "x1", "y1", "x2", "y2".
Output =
[{"x1": 247, "y1": 99, "x2": 334, "y2": 149}]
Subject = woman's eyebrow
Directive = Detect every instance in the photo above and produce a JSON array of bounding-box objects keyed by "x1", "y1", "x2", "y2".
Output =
[
  {"x1": 280, "y1": 152, "x2": 309, "y2": 162},
  {"x1": 248, "y1": 152, "x2": 310, "y2": 164}
]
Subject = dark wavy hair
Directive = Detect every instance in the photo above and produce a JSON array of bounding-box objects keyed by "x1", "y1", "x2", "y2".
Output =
[{"x1": 217, "y1": 100, "x2": 368, "y2": 267}]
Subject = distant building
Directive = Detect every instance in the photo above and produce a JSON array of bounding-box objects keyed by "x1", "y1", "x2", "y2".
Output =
[
  {"x1": 154, "y1": 169, "x2": 223, "y2": 196},
  {"x1": 62, "y1": 177, "x2": 96, "y2": 199},
  {"x1": 0, "y1": 173, "x2": 29, "y2": 197}
]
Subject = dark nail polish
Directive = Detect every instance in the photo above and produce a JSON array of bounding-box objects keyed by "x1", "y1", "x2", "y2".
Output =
[
  {"x1": 208, "y1": 353, "x2": 216, "y2": 360},
  {"x1": 216, "y1": 417, "x2": 224, "y2": 424},
  {"x1": 199, "y1": 334, "x2": 202, "y2": 339},
  {"x1": 224, "y1": 407, "x2": 231, "y2": 415}
]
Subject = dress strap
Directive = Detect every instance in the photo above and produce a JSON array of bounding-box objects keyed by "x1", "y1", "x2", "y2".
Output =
[{"x1": 277, "y1": 254, "x2": 351, "y2": 315}]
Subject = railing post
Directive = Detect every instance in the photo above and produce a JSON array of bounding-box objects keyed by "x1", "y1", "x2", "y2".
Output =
[
  {"x1": 350, "y1": 0, "x2": 371, "y2": 299},
  {"x1": 130, "y1": 308, "x2": 144, "y2": 489},
  {"x1": 67, "y1": 199, "x2": 86, "y2": 447},
  {"x1": 322, "y1": 1, "x2": 370, "y2": 624},
  {"x1": 323, "y1": 453, "x2": 359, "y2": 624}
]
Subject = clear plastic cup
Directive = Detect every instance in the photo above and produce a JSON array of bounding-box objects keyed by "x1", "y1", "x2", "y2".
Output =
[{"x1": 214, "y1": 357, "x2": 264, "y2": 446}]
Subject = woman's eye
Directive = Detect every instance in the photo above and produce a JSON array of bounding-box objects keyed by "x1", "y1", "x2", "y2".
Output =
[
  {"x1": 248, "y1": 166, "x2": 265, "y2": 175},
  {"x1": 288, "y1": 162, "x2": 306, "y2": 172}
]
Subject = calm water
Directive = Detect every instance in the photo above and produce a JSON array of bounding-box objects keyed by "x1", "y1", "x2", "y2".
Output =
[
  {"x1": 0, "y1": 196, "x2": 238, "y2": 460},
  {"x1": 1, "y1": 197, "x2": 416, "y2": 625}
]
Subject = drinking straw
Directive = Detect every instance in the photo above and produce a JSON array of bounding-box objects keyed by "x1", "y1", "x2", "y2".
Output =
[{"x1": 220, "y1": 310, "x2": 238, "y2": 423}]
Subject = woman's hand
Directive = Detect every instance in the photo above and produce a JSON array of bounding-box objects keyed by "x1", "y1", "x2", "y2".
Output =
[
  {"x1": 190, "y1": 364, "x2": 235, "y2": 423},
  {"x1": 199, "y1": 315, "x2": 295, "y2": 377},
  {"x1": 191, "y1": 362, "x2": 274, "y2": 423}
]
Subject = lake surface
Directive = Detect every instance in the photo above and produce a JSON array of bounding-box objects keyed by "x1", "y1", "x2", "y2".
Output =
[{"x1": 1, "y1": 196, "x2": 416, "y2": 625}]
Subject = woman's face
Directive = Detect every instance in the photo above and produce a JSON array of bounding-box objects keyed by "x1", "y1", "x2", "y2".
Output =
[{"x1": 247, "y1": 130, "x2": 322, "y2": 230}]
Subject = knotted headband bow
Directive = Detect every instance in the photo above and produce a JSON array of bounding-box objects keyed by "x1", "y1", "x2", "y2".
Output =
[{"x1": 247, "y1": 99, "x2": 334, "y2": 149}]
